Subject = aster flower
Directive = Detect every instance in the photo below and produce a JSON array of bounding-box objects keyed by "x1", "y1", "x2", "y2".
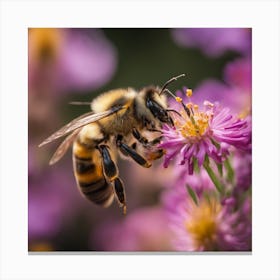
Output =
[
  {"x1": 171, "y1": 28, "x2": 251, "y2": 57},
  {"x1": 28, "y1": 28, "x2": 117, "y2": 94},
  {"x1": 232, "y1": 151, "x2": 252, "y2": 193},
  {"x1": 92, "y1": 207, "x2": 173, "y2": 251},
  {"x1": 224, "y1": 58, "x2": 252, "y2": 91},
  {"x1": 193, "y1": 58, "x2": 252, "y2": 117},
  {"x1": 28, "y1": 166, "x2": 81, "y2": 243},
  {"x1": 162, "y1": 183, "x2": 252, "y2": 251},
  {"x1": 159, "y1": 89, "x2": 251, "y2": 182}
]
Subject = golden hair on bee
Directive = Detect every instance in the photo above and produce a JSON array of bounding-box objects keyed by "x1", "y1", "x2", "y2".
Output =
[{"x1": 39, "y1": 74, "x2": 185, "y2": 214}]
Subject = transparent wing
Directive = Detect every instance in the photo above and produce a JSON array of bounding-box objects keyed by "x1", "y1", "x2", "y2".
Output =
[
  {"x1": 39, "y1": 105, "x2": 124, "y2": 147},
  {"x1": 49, "y1": 128, "x2": 82, "y2": 165}
]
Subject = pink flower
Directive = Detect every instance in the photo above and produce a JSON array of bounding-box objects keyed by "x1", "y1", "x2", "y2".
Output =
[
  {"x1": 29, "y1": 28, "x2": 117, "y2": 94},
  {"x1": 171, "y1": 28, "x2": 251, "y2": 57},
  {"x1": 91, "y1": 207, "x2": 173, "y2": 251},
  {"x1": 163, "y1": 182, "x2": 252, "y2": 251},
  {"x1": 159, "y1": 90, "x2": 251, "y2": 173},
  {"x1": 28, "y1": 166, "x2": 81, "y2": 241},
  {"x1": 193, "y1": 58, "x2": 252, "y2": 117}
]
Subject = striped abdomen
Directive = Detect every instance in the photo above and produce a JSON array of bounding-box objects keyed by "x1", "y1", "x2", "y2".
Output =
[{"x1": 72, "y1": 138, "x2": 114, "y2": 208}]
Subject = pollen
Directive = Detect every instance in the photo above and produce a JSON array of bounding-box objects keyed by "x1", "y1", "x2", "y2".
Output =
[
  {"x1": 178, "y1": 109, "x2": 210, "y2": 138},
  {"x1": 175, "y1": 97, "x2": 183, "y2": 103},
  {"x1": 185, "y1": 198, "x2": 221, "y2": 250},
  {"x1": 186, "y1": 102, "x2": 193, "y2": 109},
  {"x1": 186, "y1": 89, "x2": 193, "y2": 97}
]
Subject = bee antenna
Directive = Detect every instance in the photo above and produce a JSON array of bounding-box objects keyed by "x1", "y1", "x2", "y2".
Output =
[
  {"x1": 159, "y1": 74, "x2": 186, "y2": 95},
  {"x1": 163, "y1": 88, "x2": 178, "y2": 100},
  {"x1": 166, "y1": 108, "x2": 182, "y2": 117},
  {"x1": 69, "y1": 101, "x2": 92, "y2": 106}
]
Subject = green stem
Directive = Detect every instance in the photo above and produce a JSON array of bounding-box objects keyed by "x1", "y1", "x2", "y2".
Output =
[
  {"x1": 224, "y1": 157, "x2": 234, "y2": 184},
  {"x1": 203, "y1": 160, "x2": 223, "y2": 194}
]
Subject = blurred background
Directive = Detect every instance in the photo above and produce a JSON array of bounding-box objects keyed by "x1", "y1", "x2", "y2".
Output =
[{"x1": 28, "y1": 28, "x2": 251, "y2": 251}]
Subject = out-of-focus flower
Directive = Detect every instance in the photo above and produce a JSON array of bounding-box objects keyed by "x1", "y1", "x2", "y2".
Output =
[
  {"x1": 29, "y1": 28, "x2": 118, "y2": 144},
  {"x1": 163, "y1": 184, "x2": 252, "y2": 251},
  {"x1": 28, "y1": 165, "x2": 81, "y2": 242},
  {"x1": 193, "y1": 58, "x2": 252, "y2": 117},
  {"x1": 92, "y1": 207, "x2": 173, "y2": 251},
  {"x1": 232, "y1": 151, "x2": 252, "y2": 193},
  {"x1": 174, "y1": 166, "x2": 215, "y2": 195},
  {"x1": 28, "y1": 242, "x2": 55, "y2": 252},
  {"x1": 171, "y1": 28, "x2": 251, "y2": 57},
  {"x1": 29, "y1": 28, "x2": 117, "y2": 94},
  {"x1": 224, "y1": 58, "x2": 251, "y2": 91},
  {"x1": 159, "y1": 90, "x2": 251, "y2": 173}
]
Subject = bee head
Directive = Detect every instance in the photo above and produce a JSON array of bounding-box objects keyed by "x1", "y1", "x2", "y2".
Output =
[
  {"x1": 140, "y1": 87, "x2": 174, "y2": 126},
  {"x1": 135, "y1": 75, "x2": 185, "y2": 127}
]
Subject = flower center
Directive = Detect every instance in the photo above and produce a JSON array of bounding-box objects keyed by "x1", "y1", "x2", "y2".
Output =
[
  {"x1": 179, "y1": 109, "x2": 210, "y2": 138},
  {"x1": 29, "y1": 28, "x2": 63, "y2": 62},
  {"x1": 174, "y1": 90, "x2": 212, "y2": 139},
  {"x1": 185, "y1": 199, "x2": 221, "y2": 250}
]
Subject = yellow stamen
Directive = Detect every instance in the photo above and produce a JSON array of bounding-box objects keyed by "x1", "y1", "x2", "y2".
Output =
[
  {"x1": 185, "y1": 198, "x2": 221, "y2": 250},
  {"x1": 179, "y1": 110, "x2": 210, "y2": 138},
  {"x1": 175, "y1": 97, "x2": 182, "y2": 103},
  {"x1": 186, "y1": 89, "x2": 193, "y2": 97},
  {"x1": 186, "y1": 102, "x2": 193, "y2": 109}
]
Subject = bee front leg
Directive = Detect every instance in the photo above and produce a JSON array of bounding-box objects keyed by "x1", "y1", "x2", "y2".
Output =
[
  {"x1": 116, "y1": 135, "x2": 151, "y2": 168},
  {"x1": 132, "y1": 129, "x2": 164, "y2": 161},
  {"x1": 132, "y1": 128, "x2": 162, "y2": 147}
]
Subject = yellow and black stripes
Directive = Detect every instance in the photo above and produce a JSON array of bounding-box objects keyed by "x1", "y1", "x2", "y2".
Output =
[{"x1": 73, "y1": 141, "x2": 114, "y2": 207}]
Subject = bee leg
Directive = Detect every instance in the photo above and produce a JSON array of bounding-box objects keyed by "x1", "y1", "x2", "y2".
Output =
[
  {"x1": 113, "y1": 177, "x2": 127, "y2": 215},
  {"x1": 132, "y1": 128, "x2": 163, "y2": 147},
  {"x1": 150, "y1": 136, "x2": 163, "y2": 145},
  {"x1": 116, "y1": 135, "x2": 151, "y2": 168},
  {"x1": 131, "y1": 142, "x2": 137, "y2": 150},
  {"x1": 132, "y1": 129, "x2": 164, "y2": 160},
  {"x1": 98, "y1": 145, "x2": 118, "y2": 181},
  {"x1": 132, "y1": 128, "x2": 148, "y2": 145}
]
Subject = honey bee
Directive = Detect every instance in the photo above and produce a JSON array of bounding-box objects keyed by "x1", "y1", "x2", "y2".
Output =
[{"x1": 39, "y1": 74, "x2": 185, "y2": 214}]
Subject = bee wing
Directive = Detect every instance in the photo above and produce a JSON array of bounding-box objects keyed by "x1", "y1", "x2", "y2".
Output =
[
  {"x1": 39, "y1": 105, "x2": 124, "y2": 147},
  {"x1": 49, "y1": 128, "x2": 82, "y2": 165}
]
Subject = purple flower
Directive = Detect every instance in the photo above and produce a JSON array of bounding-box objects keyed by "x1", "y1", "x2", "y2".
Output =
[
  {"x1": 193, "y1": 58, "x2": 252, "y2": 116},
  {"x1": 163, "y1": 183, "x2": 252, "y2": 251},
  {"x1": 173, "y1": 165, "x2": 216, "y2": 196},
  {"x1": 28, "y1": 166, "x2": 81, "y2": 242},
  {"x1": 171, "y1": 28, "x2": 251, "y2": 57},
  {"x1": 159, "y1": 91, "x2": 251, "y2": 173},
  {"x1": 56, "y1": 29, "x2": 117, "y2": 91},
  {"x1": 224, "y1": 58, "x2": 252, "y2": 91},
  {"x1": 232, "y1": 151, "x2": 252, "y2": 193},
  {"x1": 29, "y1": 28, "x2": 117, "y2": 94},
  {"x1": 92, "y1": 207, "x2": 173, "y2": 251}
]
